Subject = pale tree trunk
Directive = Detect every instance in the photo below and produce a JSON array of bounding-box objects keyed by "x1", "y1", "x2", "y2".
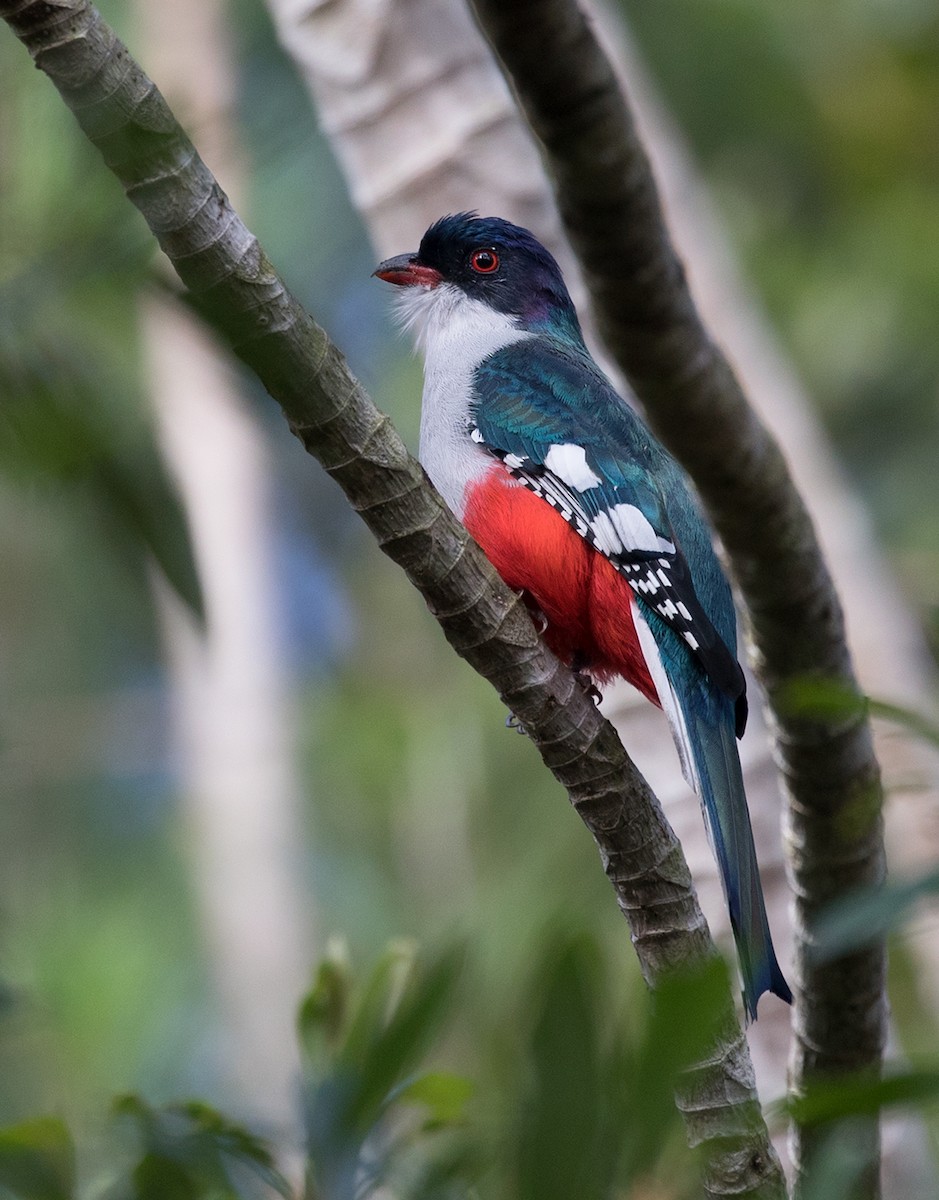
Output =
[
  {"x1": 264, "y1": 0, "x2": 939, "y2": 1186},
  {"x1": 135, "y1": 0, "x2": 313, "y2": 1137}
]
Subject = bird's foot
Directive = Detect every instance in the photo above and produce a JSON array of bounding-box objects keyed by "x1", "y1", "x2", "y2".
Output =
[
  {"x1": 573, "y1": 670, "x2": 603, "y2": 706},
  {"x1": 518, "y1": 591, "x2": 549, "y2": 635},
  {"x1": 505, "y1": 711, "x2": 529, "y2": 736}
]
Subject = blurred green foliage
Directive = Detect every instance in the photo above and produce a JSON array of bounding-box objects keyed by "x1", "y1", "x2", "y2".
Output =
[
  {"x1": 299, "y1": 941, "x2": 469, "y2": 1200},
  {"x1": 0, "y1": 941, "x2": 734, "y2": 1200},
  {"x1": 0, "y1": 1118, "x2": 74, "y2": 1200},
  {"x1": 112, "y1": 1096, "x2": 293, "y2": 1200},
  {"x1": 1, "y1": 941, "x2": 935, "y2": 1199}
]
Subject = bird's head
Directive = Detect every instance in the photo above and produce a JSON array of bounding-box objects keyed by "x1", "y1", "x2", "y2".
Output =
[{"x1": 373, "y1": 213, "x2": 582, "y2": 345}]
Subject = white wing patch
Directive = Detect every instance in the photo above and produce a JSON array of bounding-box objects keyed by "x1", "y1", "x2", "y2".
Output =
[
  {"x1": 631, "y1": 597, "x2": 702, "y2": 796},
  {"x1": 586, "y1": 504, "x2": 675, "y2": 558},
  {"x1": 604, "y1": 503, "x2": 675, "y2": 555},
  {"x1": 588, "y1": 511, "x2": 621, "y2": 556},
  {"x1": 544, "y1": 443, "x2": 602, "y2": 491}
]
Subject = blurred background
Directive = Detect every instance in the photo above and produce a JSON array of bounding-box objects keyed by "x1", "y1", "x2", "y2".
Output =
[{"x1": 0, "y1": 0, "x2": 937, "y2": 1191}]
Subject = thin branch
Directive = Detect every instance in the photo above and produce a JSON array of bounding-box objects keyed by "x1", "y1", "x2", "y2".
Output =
[
  {"x1": 0, "y1": 1, "x2": 787, "y2": 1194},
  {"x1": 466, "y1": 0, "x2": 885, "y2": 1189}
]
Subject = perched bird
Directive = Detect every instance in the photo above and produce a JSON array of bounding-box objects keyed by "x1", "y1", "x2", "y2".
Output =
[{"x1": 374, "y1": 213, "x2": 791, "y2": 1018}]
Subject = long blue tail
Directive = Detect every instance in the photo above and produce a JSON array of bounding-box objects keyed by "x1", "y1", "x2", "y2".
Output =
[
  {"x1": 630, "y1": 597, "x2": 791, "y2": 1018},
  {"x1": 687, "y1": 700, "x2": 792, "y2": 1021}
]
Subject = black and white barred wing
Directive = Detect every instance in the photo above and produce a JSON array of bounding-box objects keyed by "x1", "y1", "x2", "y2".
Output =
[{"x1": 468, "y1": 422, "x2": 746, "y2": 724}]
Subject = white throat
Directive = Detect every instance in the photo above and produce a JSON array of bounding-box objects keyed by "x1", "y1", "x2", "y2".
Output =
[{"x1": 393, "y1": 283, "x2": 532, "y2": 515}]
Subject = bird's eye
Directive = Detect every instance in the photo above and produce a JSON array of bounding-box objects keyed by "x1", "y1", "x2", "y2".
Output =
[{"x1": 470, "y1": 248, "x2": 499, "y2": 274}]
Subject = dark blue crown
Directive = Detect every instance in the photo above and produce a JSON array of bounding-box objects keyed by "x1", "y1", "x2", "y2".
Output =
[{"x1": 416, "y1": 213, "x2": 582, "y2": 337}]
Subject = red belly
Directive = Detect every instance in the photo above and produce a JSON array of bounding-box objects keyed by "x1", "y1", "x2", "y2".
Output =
[{"x1": 463, "y1": 466, "x2": 659, "y2": 705}]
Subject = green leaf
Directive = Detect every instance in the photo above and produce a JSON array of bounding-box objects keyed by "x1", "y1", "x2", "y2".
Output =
[
  {"x1": 131, "y1": 1153, "x2": 198, "y2": 1200},
  {"x1": 300, "y1": 944, "x2": 465, "y2": 1200},
  {"x1": 866, "y1": 699, "x2": 939, "y2": 749},
  {"x1": 777, "y1": 676, "x2": 869, "y2": 724},
  {"x1": 813, "y1": 867, "x2": 939, "y2": 958},
  {"x1": 298, "y1": 944, "x2": 353, "y2": 1071},
  {"x1": 402, "y1": 1141, "x2": 481, "y2": 1200},
  {"x1": 338, "y1": 939, "x2": 419, "y2": 1075},
  {"x1": 779, "y1": 676, "x2": 939, "y2": 748},
  {"x1": 114, "y1": 1095, "x2": 291, "y2": 1200},
  {"x1": 0, "y1": 323, "x2": 203, "y2": 619},
  {"x1": 178, "y1": 1100, "x2": 292, "y2": 1196},
  {"x1": 0, "y1": 1117, "x2": 75, "y2": 1200},
  {"x1": 783, "y1": 1068, "x2": 939, "y2": 1126},
  {"x1": 95, "y1": 451, "x2": 204, "y2": 621},
  {"x1": 393, "y1": 1072, "x2": 474, "y2": 1129},
  {"x1": 113, "y1": 1094, "x2": 150, "y2": 1122},
  {"x1": 342, "y1": 945, "x2": 463, "y2": 1133}
]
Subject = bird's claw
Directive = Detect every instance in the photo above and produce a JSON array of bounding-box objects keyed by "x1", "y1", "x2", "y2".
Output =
[
  {"x1": 505, "y1": 711, "x2": 529, "y2": 736},
  {"x1": 574, "y1": 670, "x2": 603, "y2": 705},
  {"x1": 517, "y1": 590, "x2": 549, "y2": 634}
]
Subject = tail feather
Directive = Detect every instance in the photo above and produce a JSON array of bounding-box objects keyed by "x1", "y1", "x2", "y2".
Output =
[
  {"x1": 630, "y1": 597, "x2": 791, "y2": 1018},
  {"x1": 690, "y1": 707, "x2": 792, "y2": 1020}
]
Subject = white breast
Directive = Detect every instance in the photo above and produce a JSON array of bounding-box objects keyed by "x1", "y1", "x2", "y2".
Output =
[{"x1": 394, "y1": 283, "x2": 532, "y2": 516}]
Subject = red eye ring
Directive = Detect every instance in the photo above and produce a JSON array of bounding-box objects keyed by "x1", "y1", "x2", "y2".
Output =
[{"x1": 470, "y1": 248, "x2": 500, "y2": 274}]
